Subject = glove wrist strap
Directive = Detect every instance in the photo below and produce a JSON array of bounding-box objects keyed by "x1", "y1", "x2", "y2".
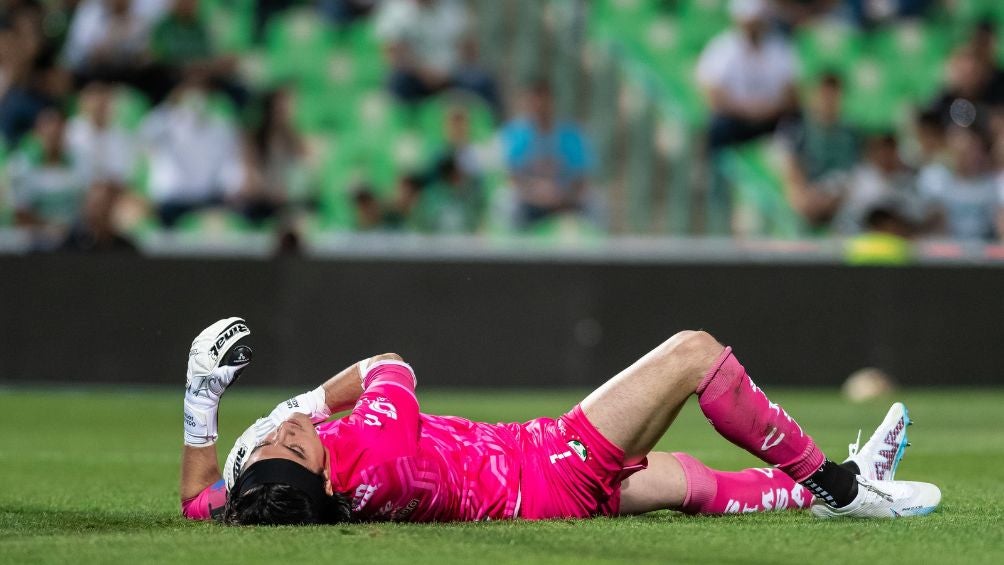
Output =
[{"x1": 184, "y1": 400, "x2": 218, "y2": 446}]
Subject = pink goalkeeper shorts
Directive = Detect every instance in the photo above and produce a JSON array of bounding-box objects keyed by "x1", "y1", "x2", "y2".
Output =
[{"x1": 517, "y1": 405, "x2": 647, "y2": 519}]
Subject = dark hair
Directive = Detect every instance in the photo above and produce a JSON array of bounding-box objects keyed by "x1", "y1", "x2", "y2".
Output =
[
  {"x1": 864, "y1": 206, "x2": 900, "y2": 230},
  {"x1": 975, "y1": 18, "x2": 996, "y2": 36},
  {"x1": 223, "y1": 483, "x2": 352, "y2": 526},
  {"x1": 818, "y1": 70, "x2": 843, "y2": 90},
  {"x1": 352, "y1": 185, "x2": 377, "y2": 205},
  {"x1": 866, "y1": 131, "x2": 898, "y2": 148},
  {"x1": 915, "y1": 108, "x2": 944, "y2": 132},
  {"x1": 400, "y1": 173, "x2": 426, "y2": 192}
]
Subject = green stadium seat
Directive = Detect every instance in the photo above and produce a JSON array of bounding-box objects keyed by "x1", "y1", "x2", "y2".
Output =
[
  {"x1": 650, "y1": 55, "x2": 707, "y2": 125},
  {"x1": 345, "y1": 90, "x2": 411, "y2": 146},
  {"x1": 265, "y1": 8, "x2": 337, "y2": 87},
  {"x1": 677, "y1": 0, "x2": 730, "y2": 54},
  {"x1": 295, "y1": 88, "x2": 353, "y2": 132},
  {"x1": 951, "y1": 0, "x2": 1004, "y2": 25},
  {"x1": 718, "y1": 141, "x2": 806, "y2": 238},
  {"x1": 112, "y1": 87, "x2": 150, "y2": 131},
  {"x1": 415, "y1": 96, "x2": 495, "y2": 147},
  {"x1": 872, "y1": 22, "x2": 950, "y2": 103},
  {"x1": 795, "y1": 22, "x2": 864, "y2": 80},
  {"x1": 204, "y1": 0, "x2": 255, "y2": 52},
  {"x1": 592, "y1": 0, "x2": 658, "y2": 60},
  {"x1": 842, "y1": 57, "x2": 910, "y2": 129},
  {"x1": 344, "y1": 23, "x2": 387, "y2": 88},
  {"x1": 642, "y1": 14, "x2": 682, "y2": 58}
]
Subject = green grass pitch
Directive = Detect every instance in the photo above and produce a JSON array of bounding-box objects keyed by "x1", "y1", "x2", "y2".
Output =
[{"x1": 1, "y1": 387, "x2": 1002, "y2": 564}]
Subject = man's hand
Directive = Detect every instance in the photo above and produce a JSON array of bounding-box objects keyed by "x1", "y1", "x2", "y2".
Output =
[
  {"x1": 184, "y1": 317, "x2": 253, "y2": 446},
  {"x1": 265, "y1": 353, "x2": 405, "y2": 427},
  {"x1": 186, "y1": 317, "x2": 252, "y2": 404},
  {"x1": 267, "y1": 387, "x2": 332, "y2": 427}
]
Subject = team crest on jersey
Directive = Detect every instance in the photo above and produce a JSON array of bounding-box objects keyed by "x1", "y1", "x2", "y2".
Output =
[{"x1": 567, "y1": 440, "x2": 587, "y2": 461}]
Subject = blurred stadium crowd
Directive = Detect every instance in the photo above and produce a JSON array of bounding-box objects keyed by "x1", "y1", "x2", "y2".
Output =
[{"x1": 0, "y1": 0, "x2": 1002, "y2": 253}]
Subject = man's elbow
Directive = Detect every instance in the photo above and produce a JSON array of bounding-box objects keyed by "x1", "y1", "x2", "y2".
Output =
[{"x1": 372, "y1": 353, "x2": 404, "y2": 364}]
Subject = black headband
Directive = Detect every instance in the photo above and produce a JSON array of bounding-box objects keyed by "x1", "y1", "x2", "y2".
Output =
[{"x1": 231, "y1": 459, "x2": 328, "y2": 510}]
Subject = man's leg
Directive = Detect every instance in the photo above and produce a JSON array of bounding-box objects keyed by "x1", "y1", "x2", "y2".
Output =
[
  {"x1": 581, "y1": 330, "x2": 858, "y2": 509},
  {"x1": 619, "y1": 452, "x2": 811, "y2": 515}
]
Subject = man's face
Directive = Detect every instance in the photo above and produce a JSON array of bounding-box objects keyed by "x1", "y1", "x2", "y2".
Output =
[
  {"x1": 107, "y1": 0, "x2": 131, "y2": 16},
  {"x1": 947, "y1": 49, "x2": 987, "y2": 92},
  {"x1": 82, "y1": 85, "x2": 113, "y2": 127},
  {"x1": 946, "y1": 127, "x2": 986, "y2": 174},
  {"x1": 445, "y1": 110, "x2": 469, "y2": 143},
  {"x1": 244, "y1": 413, "x2": 330, "y2": 478},
  {"x1": 35, "y1": 111, "x2": 65, "y2": 153},
  {"x1": 867, "y1": 139, "x2": 900, "y2": 173},
  {"x1": 738, "y1": 17, "x2": 765, "y2": 41},
  {"x1": 175, "y1": 0, "x2": 198, "y2": 19},
  {"x1": 814, "y1": 83, "x2": 842, "y2": 123},
  {"x1": 527, "y1": 88, "x2": 552, "y2": 124},
  {"x1": 83, "y1": 182, "x2": 117, "y2": 229}
]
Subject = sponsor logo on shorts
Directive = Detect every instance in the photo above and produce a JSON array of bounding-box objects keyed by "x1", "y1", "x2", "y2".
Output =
[{"x1": 567, "y1": 440, "x2": 587, "y2": 461}]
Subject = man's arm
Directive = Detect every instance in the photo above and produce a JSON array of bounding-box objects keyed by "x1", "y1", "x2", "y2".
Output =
[
  {"x1": 180, "y1": 445, "x2": 223, "y2": 501},
  {"x1": 178, "y1": 317, "x2": 253, "y2": 516},
  {"x1": 318, "y1": 353, "x2": 403, "y2": 415},
  {"x1": 180, "y1": 350, "x2": 405, "y2": 518}
]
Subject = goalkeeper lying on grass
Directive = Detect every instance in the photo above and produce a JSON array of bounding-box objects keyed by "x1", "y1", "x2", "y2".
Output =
[{"x1": 180, "y1": 318, "x2": 939, "y2": 525}]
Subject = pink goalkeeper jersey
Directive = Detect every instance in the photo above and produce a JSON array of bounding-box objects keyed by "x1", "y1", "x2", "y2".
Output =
[{"x1": 320, "y1": 361, "x2": 522, "y2": 521}]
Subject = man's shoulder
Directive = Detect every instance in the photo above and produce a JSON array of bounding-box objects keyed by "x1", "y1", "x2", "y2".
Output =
[
  {"x1": 501, "y1": 119, "x2": 534, "y2": 142},
  {"x1": 374, "y1": 0, "x2": 419, "y2": 37},
  {"x1": 701, "y1": 30, "x2": 741, "y2": 56}
]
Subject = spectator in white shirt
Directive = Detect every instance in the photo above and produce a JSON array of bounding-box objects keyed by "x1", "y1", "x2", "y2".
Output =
[
  {"x1": 696, "y1": 0, "x2": 799, "y2": 151},
  {"x1": 63, "y1": 0, "x2": 173, "y2": 103},
  {"x1": 139, "y1": 80, "x2": 242, "y2": 228},
  {"x1": 833, "y1": 133, "x2": 921, "y2": 235},
  {"x1": 7, "y1": 108, "x2": 87, "y2": 233},
  {"x1": 375, "y1": 0, "x2": 499, "y2": 114},
  {"x1": 65, "y1": 82, "x2": 137, "y2": 186},
  {"x1": 917, "y1": 124, "x2": 1002, "y2": 240}
]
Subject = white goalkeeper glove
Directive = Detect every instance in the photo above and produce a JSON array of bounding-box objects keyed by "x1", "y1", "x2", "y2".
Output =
[
  {"x1": 266, "y1": 386, "x2": 332, "y2": 427},
  {"x1": 183, "y1": 317, "x2": 252, "y2": 446}
]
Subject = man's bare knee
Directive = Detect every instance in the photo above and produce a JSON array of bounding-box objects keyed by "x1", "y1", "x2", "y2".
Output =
[{"x1": 654, "y1": 330, "x2": 724, "y2": 388}]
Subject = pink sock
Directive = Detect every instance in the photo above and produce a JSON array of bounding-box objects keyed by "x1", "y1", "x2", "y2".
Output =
[
  {"x1": 672, "y1": 452, "x2": 813, "y2": 514},
  {"x1": 696, "y1": 347, "x2": 825, "y2": 482}
]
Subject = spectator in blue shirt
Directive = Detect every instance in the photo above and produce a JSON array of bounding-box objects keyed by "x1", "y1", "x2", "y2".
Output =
[{"x1": 501, "y1": 80, "x2": 596, "y2": 229}]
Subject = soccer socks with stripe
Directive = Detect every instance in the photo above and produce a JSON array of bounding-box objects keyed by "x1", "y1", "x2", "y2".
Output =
[
  {"x1": 696, "y1": 347, "x2": 857, "y2": 507},
  {"x1": 671, "y1": 452, "x2": 813, "y2": 514}
]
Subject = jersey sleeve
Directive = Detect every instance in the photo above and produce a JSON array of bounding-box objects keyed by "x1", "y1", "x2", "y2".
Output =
[
  {"x1": 181, "y1": 478, "x2": 227, "y2": 521},
  {"x1": 343, "y1": 360, "x2": 421, "y2": 457}
]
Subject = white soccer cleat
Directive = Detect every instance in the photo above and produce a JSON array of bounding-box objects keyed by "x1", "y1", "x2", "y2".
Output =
[
  {"x1": 810, "y1": 477, "x2": 941, "y2": 519},
  {"x1": 185, "y1": 317, "x2": 253, "y2": 406},
  {"x1": 845, "y1": 401, "x2": 911, "y2": 481}
]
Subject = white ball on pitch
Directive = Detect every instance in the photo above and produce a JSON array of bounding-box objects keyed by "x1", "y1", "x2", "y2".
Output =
[{"x1": 842, "y1": 368, "x2": 895, "y2": 403}]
